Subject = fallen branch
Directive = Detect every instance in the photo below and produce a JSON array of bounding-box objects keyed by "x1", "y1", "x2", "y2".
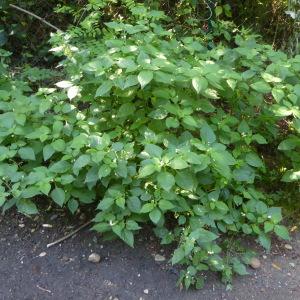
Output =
[
  {"x1": 9, "y1": 4, "x2": 62, "y2": 32},
  {"x1": 47, "y1": 220, "x2": 92, "y2": 248},
  {"x1": 36, "y1": 285, "x2": 52, "y2": 294}
]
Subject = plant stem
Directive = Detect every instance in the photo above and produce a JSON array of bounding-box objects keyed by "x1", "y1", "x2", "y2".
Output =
[{"x1": 9, "y1": 4, "x2": 62, "y2": 32}]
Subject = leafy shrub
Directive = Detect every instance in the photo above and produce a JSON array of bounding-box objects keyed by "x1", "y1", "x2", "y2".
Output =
[{"x1": 1, "y1": 3, "x2": 299, "y2": 289}]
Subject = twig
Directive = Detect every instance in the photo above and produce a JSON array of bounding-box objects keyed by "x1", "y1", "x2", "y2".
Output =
[
  {"x1": 47, "y1": 220, "x2": 92, "y2": 248},
  {"x1": 36, "y1": 285, "x2": 52, "y2": 294},
  {"x1": 9, "y1": 4, "x2": 62, "y2": 32}
]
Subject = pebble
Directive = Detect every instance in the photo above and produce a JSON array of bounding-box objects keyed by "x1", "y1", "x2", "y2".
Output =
[
  {"x1": 154, "y1": 254, "x2": 166, "y2": 262},
  {"x1": 289, "y1": 262, "x2": 295, "y2": 268},
  {"x1": 284, "y1": 244, "x2": 293, "y2": 250},
  {"x1": 250, "y1": 257, "x2": 261, "y2": 269},
  {"x1": 50, "y1": 214, "x2": 58, "y2": 221},
  {"x1": 42, "y1": 224, "x2": 53, "y2": 228},
  {"x1": 39, "y1": 252, "x2": 47, "y2": 257},
  {"x1": 263, "y1": 255, "x2": 267, "y2": 259},
  {"x1": 143, "y1": 289, "x2": 149, "y2": 294},
  {"x1": 88, "y1": 253, "x2": 101, "y2": 263}
]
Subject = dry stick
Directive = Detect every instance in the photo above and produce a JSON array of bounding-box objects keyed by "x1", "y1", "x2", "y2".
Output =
[
  {"x1": 47, "y1": 220, "x2": 92, "y2": 248},
  {"x1": 36, "y1": 285, "x2": 52, "y2": 294},
  {"x1": 9, "y1": 4, "x2": 62, "y2": 32}
]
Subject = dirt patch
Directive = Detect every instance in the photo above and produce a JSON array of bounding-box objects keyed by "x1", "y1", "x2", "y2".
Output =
[{"x1": 0, "y1": 210, "x2": 299, "y2": 300}]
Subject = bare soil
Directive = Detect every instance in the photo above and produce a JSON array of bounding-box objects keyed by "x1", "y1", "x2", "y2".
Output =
[{"x1": 0, "y1": 210, "x2": 299, "y2": 300}]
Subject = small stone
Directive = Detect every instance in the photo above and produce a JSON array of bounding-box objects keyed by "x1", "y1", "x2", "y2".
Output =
[
  {"x1": 50, "y1": 214, "x2": 58, "y2": 221},
  {"x1": 284, "y1": 244, "x2": 293, "y2": 250},
  {"x1": 39, "y1": 252, "x2": 47, "y2": 257},
  {"x1": 42, "y1": 224, "x2": 53, "y2": 228},
  {"x1": 154, "y1": 254, "x2": 166, "y2": 262},
  {"x1": 250, "y1": 257, "x2": 261, "y2": 269},
  {"x1": 61, "y1": 256, "x2": 69, "y2": 262},
  {"x1": 289, "y1": 262, "x2": 295, "y2": 268},
  {"x1": 143, "y1": 289, "x2": 149, "y2": 294},
  {"x1": 88, "y1": 253, "x2": 101, "y2": 263},
  {"x1": 263, "y1": 255, "x2": 267, "y2": 259}
]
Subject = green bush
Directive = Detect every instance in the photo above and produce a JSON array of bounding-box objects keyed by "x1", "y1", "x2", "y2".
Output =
[{"x1": 1, "y1": 3, "x2": 300, "y2": 289}]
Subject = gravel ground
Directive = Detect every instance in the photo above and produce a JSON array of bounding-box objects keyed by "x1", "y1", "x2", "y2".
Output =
[{"x1": 0, "y1": 210, "x2": 299, "y2": 300}]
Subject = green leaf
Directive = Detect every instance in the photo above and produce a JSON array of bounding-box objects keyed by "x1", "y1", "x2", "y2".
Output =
[
  {"x1": 278, "y1": 138, "x2": 299, "y2": 151},
  {"x1": 186, "y1": 153, "x2": 210, "y2": 167},
  {"x1": 250, "y1": 81, "x2": 271, "y2": 93},
  {"x1": 144, "y1": 144, "x2": 163, "y2": 158},
  {"x1": 215, "y1": 5, "x2": 223, "y2": 17},
  {"x1": 252, "y1": 134, "x2": 267, "y2": 144},
  {"x1": 98, "y1": 164, "x2": 111, "y2": 179},
  {"x1": 51, "y1": 188, "x2": 65, "y2": 207},
  {"x1": 117, "y1": 103, "x2": 136, "y2": 118},
  {"x1": 157, "y1": 171, "x2": 175, "y2": 191},
  {"x1": 159, "y1": 200, "x2": 174, "y2": 210},
  {"x1": 49, "y1": 161, "x2": 71, "y2": 173},
  {"x1": 127, "y1": 196, "x2": 141, "y2": 213},
  {"x1": 149, "y1": 208, "x2": 162, "y2": 224},
  {"x1": 116, "y1": 197, "x2": 125, "y2": 209},
  {"x1": 172, "y1": 247, "x2": 185, "y2": 264},
  {"x1": 18, "y1": 147, "x2": 35, "y2": 161},
  {"x1": 166, "y1": 117, "x2": 179, "y2": 128},
  {"x1": 282, "y1": 170, "x2": 300, "y2": 182},
  {"x1": 51, "y1": 139, "x2": 66, "y2": 152},
  {"x1": 169, "y1": 157, "x2": 188, "y2": 170},
  {"x1": 190, "y1": 228, "x2": 218, "y2": 243},
  {"x1": 97, "y1": 197, "x2": 114, "y2": 210},
  {"x1": 139, "y1": 164, "x2": 156, "y2": 178},
  {"x1": 138, "y1": 70, "x2": 153, "y2": 89},
  {"x1": 73, "y1": 154, "x2": 90, "y2": 175},
  {"x1": 39, "y1": 182, "x2": 51, "y2": 195},
  {"x1": 43, "y1": 144, "x2": 55, "y2": 161},
  {"x1": 272, "y1": 88, "x2": 285, "y2": 102},
  {"x1": 68, "y1": 199, "x2": 79, "y2": 214},
  {"x1": 17, "y1": 199, "x2": 38, "y2": 215},
  {"x1": 258, "y1": 234, "x2": 271, "y2": 250},
  {"x1": 262, "y1": 73, "x2": 282, "y2": 83},
  {"x1": 274, "y1": 225, "x2": 290, "y2": 240},
  {"x1": 95, "y1": 81, "x2": 113, "y2": 97},
  {"x1": 264, "y1": 222, "x2": 274, "y2": 233},
  {"x1": 233, "y1": 259, "x2": 248, "y2": 275},
  {"x1": 175, "y1": 170, "x2": 196, "y2": 191},
  {"x1": 183, "y1": 115, "x2": 198, "y2": 127},
  {"x1": 140, "y1": 202, "x2": 155, "y2": 213},
  {"x1": 233, "y1": 166, "x2": 255, "y2": 183},
  {"x1": 122, "y1": 229, "x2": 134, "y2": 247},
  {"x1": 192, "y1": 77, "x2": 208, "y2": 94},
  {"x1": 245, "y1": 153, "x2": 264, "y2": 168},
  {"x1": 200, "y1": 123, "x2": 216, "y2": 144},
  {"x1": 126, "y1": 220, "x2": 141, "y2": 231}
]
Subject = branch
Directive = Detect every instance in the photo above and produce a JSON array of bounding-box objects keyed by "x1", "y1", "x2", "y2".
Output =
[
  {"x1": 46, "y1": 220, "x2": 92, "y2": 248},
  {"x1": 9, "y1": 4, "x2": 62, "y2": 32}
]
